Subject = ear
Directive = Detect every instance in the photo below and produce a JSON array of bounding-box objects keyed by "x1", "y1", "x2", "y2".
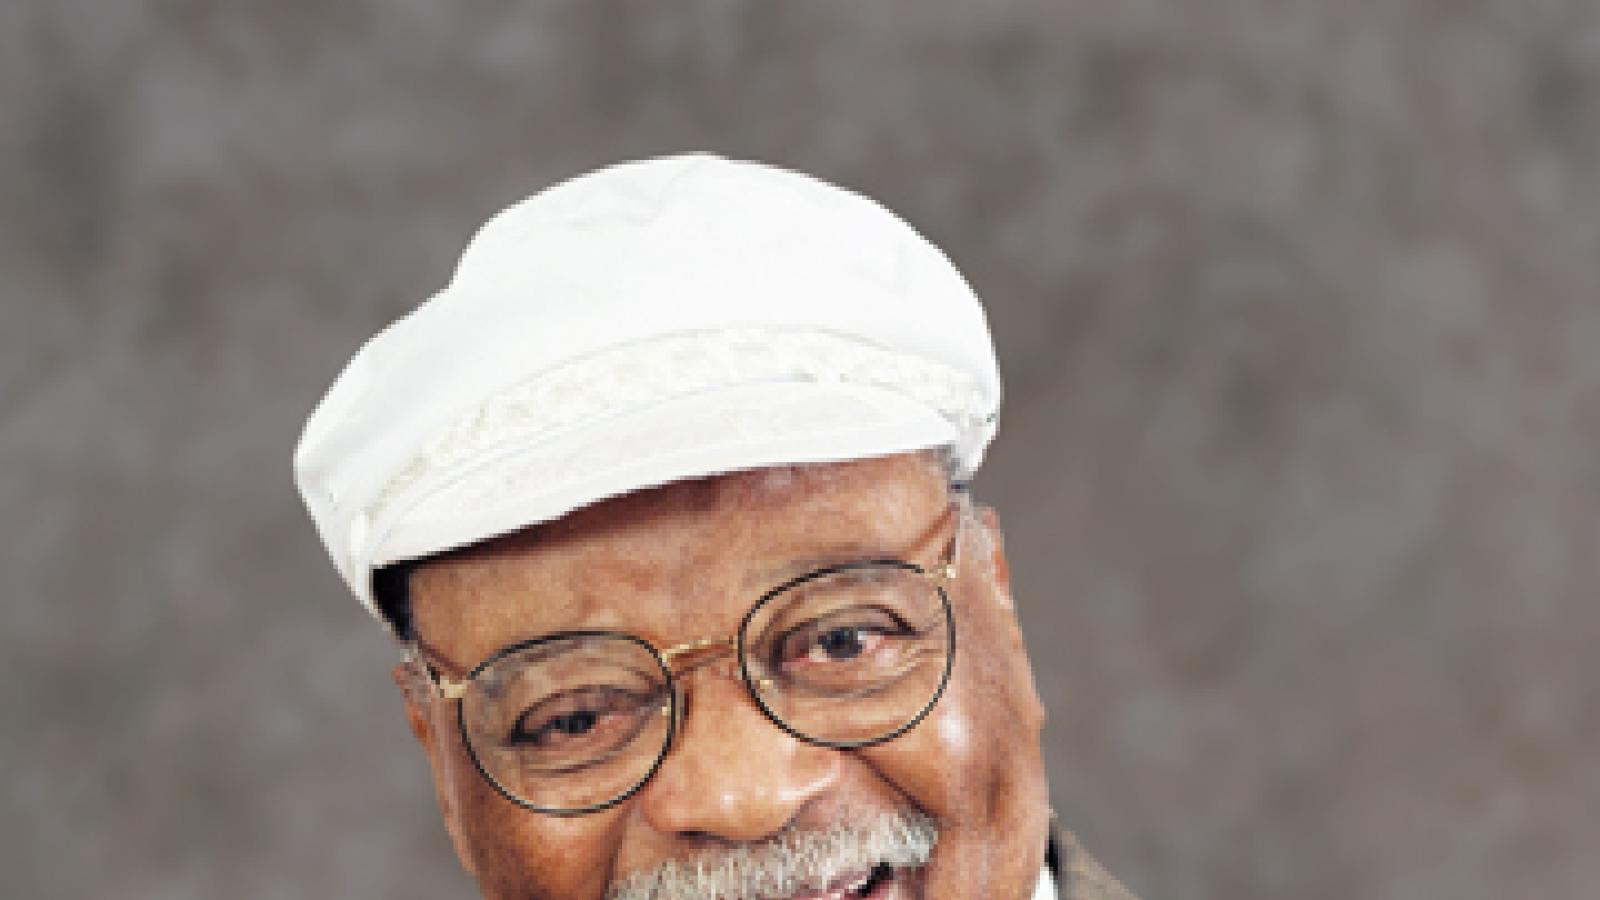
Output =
[
  {"x1": 974, "y1": 505, "x2": 1014, "y2": 606},
  {"x1": 392, "y1": 663, "x2": 478, "y2": 879}
]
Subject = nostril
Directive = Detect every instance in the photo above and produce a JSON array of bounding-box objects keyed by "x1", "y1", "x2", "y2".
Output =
[{"x1": 675, "y1": 829, "x2": 739, "y2": 850}]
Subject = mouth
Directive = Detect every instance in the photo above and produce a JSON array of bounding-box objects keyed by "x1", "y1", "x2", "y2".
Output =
[{"x1": 783, "y1": 862, "x2": 907, "y2": 900}]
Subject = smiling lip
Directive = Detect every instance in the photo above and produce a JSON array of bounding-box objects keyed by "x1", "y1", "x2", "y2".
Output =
[{"x1": 772, "y1": 863, "x2": 907, "y2": 900}]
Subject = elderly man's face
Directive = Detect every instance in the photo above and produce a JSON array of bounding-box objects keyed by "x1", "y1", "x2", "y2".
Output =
[{"x1": 397, "y1": 453, "x2": 1050, "y2": 899}]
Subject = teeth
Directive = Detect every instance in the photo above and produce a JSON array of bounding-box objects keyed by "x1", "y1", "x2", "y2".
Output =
[{"x1": 786, "y1": 864, "x2": 891, "y2": 900}]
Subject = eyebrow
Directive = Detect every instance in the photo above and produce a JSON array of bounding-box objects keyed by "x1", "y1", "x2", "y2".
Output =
[{"x1": 755, "y1": 542, "x2": 904, "y2": 584}]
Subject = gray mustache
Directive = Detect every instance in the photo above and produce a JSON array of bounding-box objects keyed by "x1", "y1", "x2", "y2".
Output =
[{"x1": 606, "y1": 809, "x2": 938, "y2": 900}]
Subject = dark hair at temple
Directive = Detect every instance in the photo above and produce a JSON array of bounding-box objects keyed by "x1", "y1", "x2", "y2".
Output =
[{"x1": 372, "y1": 559, "x2": 418, "y2": 641}]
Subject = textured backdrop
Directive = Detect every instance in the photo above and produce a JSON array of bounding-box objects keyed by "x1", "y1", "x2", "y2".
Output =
[{"x1": 3, "y1": 2, "x2": 1597, "y2": 898}]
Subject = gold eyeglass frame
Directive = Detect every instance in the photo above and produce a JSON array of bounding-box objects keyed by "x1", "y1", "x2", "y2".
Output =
[{"x1": 405, "y1": 503, "x2": 964, "y2": 816}]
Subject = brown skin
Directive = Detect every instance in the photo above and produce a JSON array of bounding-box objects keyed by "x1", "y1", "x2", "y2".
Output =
[{"x1": 396, "y1": 453, "x2": 1051, "y2": 899}]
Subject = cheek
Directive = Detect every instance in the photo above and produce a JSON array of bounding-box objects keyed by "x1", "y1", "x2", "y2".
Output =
[
  {"x1": 864, "y1": 611, "x2": 1049, "y2": 826},
  {"x1": 864, "y1": 662, "x2": 1043, "y2": 825},
  {"x1": 936, "y1": 705, "x2": 974, "y2": 756},
  {"x1": 445, "y1": 737, "x2": 627, "y2": 900}
]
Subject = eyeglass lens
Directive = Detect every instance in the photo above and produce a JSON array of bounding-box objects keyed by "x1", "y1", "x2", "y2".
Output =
[{"x1": 454, "y1": 561, "x2": 953, "y2": 814}]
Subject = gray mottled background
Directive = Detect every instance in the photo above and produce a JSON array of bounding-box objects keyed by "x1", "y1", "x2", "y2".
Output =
[{"x1": 3, "y1": 2, "x2": 1597, "y2": 898}]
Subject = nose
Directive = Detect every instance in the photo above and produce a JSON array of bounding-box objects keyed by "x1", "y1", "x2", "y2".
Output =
[{"x1": 635, "y1": 661, "x2": 840, "y2": 842}]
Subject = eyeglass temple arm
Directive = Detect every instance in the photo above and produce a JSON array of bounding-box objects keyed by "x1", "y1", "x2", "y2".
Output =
[
  {"x1": 405, "y1": 643, "x2": 470, "y2": 701},
  {"x1": 931, "y1": 502, "x2": 964, "y2": 586}
]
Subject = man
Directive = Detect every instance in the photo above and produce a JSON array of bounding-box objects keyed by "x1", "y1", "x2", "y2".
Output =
[{"x1": 295, "y1": 154, "x2": 1135, "y2": 900}]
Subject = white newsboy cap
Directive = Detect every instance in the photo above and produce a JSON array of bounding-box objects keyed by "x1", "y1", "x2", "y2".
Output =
[{"x1": 294, "y1": 153, "x2": 1001, "y2": 623}]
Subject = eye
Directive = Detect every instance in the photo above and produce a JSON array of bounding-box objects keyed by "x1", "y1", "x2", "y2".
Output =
[
  {"x1": 775, "y1": 606, "x2": 911, "y2": 670},
  {"x1": 508, "y1": 686, "x2": 654, "y2": 751},
  {"x1": 814, "y1": 626, "x2": 876, "y2": 661}
]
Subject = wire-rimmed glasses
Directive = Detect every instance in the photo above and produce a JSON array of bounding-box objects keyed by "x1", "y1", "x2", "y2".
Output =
[{"x1": 408, "y1": 510, "x2": 960, "y2": 815}]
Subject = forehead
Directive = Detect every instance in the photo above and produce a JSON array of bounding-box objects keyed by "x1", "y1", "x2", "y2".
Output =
[{"x1": 409, "y1": 453, "x2": 948, "y2": 660}]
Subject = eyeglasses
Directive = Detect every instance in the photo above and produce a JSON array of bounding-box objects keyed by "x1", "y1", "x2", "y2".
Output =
[{"x1": 407, "y1": 507, "x2": 961, "y2": 815}]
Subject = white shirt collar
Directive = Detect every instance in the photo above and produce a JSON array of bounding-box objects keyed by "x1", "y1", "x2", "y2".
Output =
[{"x1": 1033, "y1": 863, "x2": 1058, "y2": 900}]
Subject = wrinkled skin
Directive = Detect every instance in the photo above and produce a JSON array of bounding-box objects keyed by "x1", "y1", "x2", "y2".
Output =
[{"x1": 398, "y1": 453, "x2": 1051, "y2": 899}]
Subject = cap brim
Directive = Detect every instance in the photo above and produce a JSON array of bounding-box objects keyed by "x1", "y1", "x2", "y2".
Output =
[{"x1": 364, "y1": 379, "x2": 955, "y2": 602}]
